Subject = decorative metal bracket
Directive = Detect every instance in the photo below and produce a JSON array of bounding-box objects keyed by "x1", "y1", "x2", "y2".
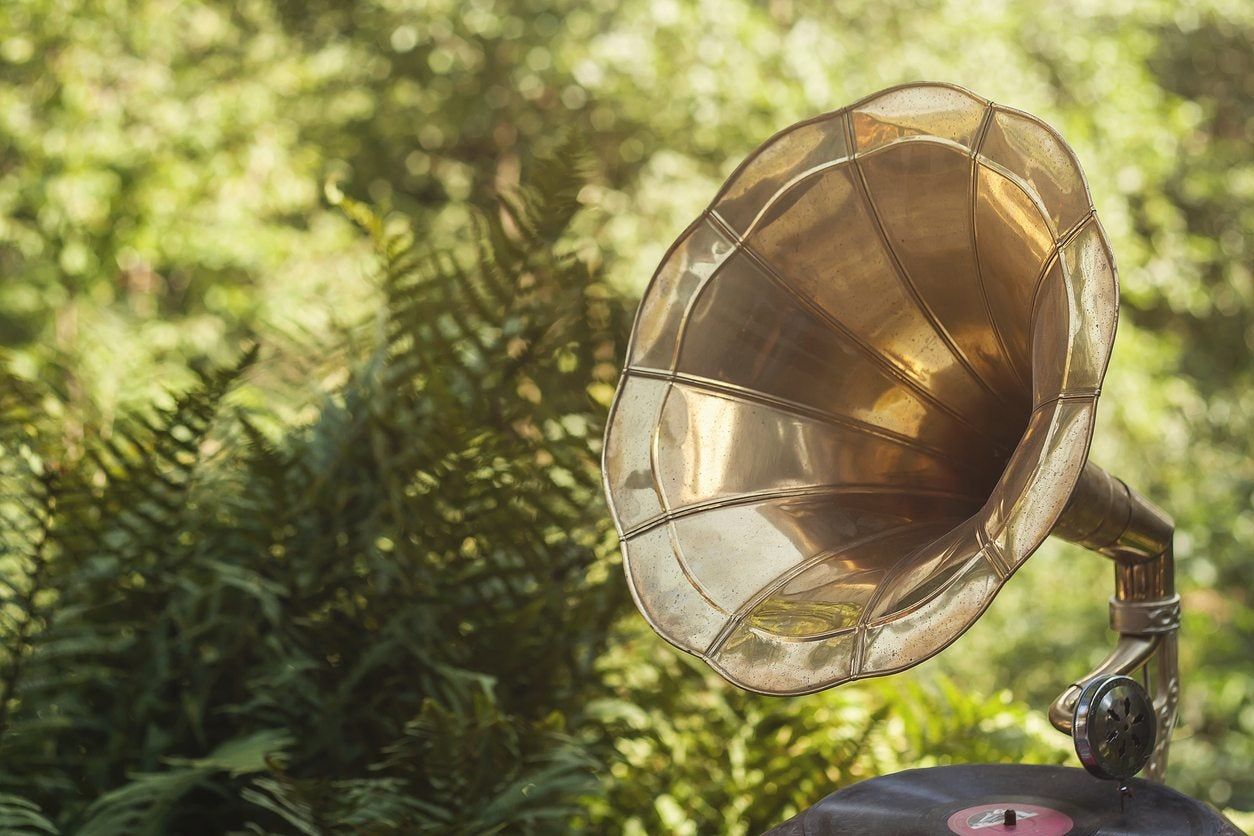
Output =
[{"x1": 1109, "y1": 594, "x2": 1181, "y2": 635}]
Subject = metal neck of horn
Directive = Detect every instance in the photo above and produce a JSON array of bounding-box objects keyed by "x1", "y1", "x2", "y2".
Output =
[{"x1": 1049, "y1": 461, "x2": 1179, "y2": 781}]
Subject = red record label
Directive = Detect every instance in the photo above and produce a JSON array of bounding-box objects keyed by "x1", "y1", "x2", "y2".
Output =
[{"x1": 946, "y1": 802, "x2": 1074, "y2": 835}]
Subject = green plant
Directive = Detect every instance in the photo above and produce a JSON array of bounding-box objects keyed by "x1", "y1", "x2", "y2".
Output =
[{"x1": 0, "y1": 143, "x2": 628, "y2": 833}]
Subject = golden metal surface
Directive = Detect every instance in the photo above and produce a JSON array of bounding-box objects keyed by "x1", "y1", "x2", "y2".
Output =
[{"x1": 602, "y1": 82, "x2": 1179, "y2": 776}]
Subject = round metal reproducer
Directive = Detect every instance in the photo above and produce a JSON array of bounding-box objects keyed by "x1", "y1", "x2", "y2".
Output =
[{"x1": 1072, "y1": 674, "x2": 1156, "y2": 781}]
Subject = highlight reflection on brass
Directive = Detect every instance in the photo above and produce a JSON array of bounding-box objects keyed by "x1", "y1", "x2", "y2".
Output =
[{"x1": 602, "y1": 83, "x2": 1179, "y2": 778}]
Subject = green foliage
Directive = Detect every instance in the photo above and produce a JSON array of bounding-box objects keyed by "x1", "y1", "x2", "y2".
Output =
[
  {"x1": 1, "y1": 0, "x2": 1252, "y2": 830},
  {"x1": 0, "y1": 144, "x2": 632, "y2": 832},
  {"x1": 0, "y1": 0, "x2": 368, "y2": 413},
  {"x1": 0, "y1": 794, "x2": 57, "y2": 836},
  {"x1": 75, "y1": 730, "x2": 294, "y2": 836},
  {"x1": 580, "y1": 623, "x2": 1067, "y2": 834}
]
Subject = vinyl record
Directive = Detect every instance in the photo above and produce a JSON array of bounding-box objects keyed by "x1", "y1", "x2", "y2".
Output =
[{"x1": 763, "y1": 764, "x2": 1242, "y2": 836}]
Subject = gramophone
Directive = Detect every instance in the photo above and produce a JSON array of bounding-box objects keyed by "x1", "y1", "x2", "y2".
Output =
[{"x1": 601, "y1": 83, "x2": 1239, "y2": 834}]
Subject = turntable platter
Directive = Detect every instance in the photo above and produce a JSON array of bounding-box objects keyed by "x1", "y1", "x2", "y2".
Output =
[{"x1": 762, "y1": 764, "x2": 1241, "y2": 835}]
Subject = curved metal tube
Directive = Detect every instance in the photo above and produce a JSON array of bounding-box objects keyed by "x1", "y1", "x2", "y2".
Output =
[
  {"x1": 1050, "y1": 461, "x2": 1179, "y2": 781},
  {"x1": 1047, "y1": 634, "x2": 1160, "y2": 733}
]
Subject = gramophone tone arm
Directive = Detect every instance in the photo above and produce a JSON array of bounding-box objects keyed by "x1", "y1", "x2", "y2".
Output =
[
  {"x1": 1049, "y1": 461, "x2": 1179, "y2": 782},
  {"x1": 1047, "y1": 633, "x2": 1161, "y2": 734}
]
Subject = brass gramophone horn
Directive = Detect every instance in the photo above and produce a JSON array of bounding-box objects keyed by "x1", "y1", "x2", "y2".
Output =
[{"x1": 602, "y1": 82, "x2": 1179, "y2": 780}]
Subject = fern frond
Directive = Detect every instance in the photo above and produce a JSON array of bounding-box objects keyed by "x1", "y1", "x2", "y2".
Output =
[
  {"x1": 0, "y1": 139, "x2": 629, "y2": 832},
  {"x1": 74, "y1": 730, "x2": 292, "y2": 836},
  {"x1": 0, "y1": 374, "x2": 61, "y2": 741},
  {"x1": 0, "y1": 793, "x2": 58, "y2": 835}
]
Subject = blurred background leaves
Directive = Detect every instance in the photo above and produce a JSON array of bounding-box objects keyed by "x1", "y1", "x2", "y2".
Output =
[{"x1": 0, "y1": 0, "x2": 1250, "y2": 831}]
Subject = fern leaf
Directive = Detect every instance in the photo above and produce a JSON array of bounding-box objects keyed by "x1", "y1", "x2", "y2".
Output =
[{"x1": 0, "y1": 794, "x2": 58, "y2": 835}]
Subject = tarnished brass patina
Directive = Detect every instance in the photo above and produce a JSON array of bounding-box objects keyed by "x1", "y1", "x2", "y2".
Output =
[{"x1": 601, "y1": 82, "x2": 1179, "y2": 779}]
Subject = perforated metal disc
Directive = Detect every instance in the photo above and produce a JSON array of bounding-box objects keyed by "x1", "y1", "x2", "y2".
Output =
[{"x1": 1072, "y1": 674, "x2": 1156, "y2": 781}]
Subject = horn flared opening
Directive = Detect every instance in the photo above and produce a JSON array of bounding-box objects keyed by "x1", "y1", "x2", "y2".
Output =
[{"x1": 603, "y1": 82, "x2": 1119, "y2": 695}]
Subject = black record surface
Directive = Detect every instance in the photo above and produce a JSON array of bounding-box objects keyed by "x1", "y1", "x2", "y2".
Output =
[{"x1": 763, "y1": 764, "x2": 1241, "y2": 835}]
